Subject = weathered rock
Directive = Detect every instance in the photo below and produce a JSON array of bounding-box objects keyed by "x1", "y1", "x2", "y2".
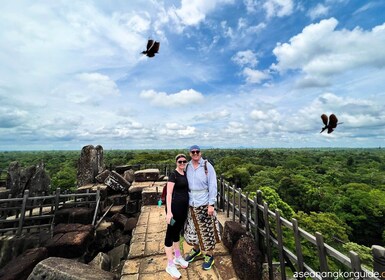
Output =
[
  {"x1": 124, "y1": 217, "x2": 138, "y2": 233},
  {"x1": 6, "y1": 161, "x2": 50, "y2": 197},
  {"x1": 104, "y1": 171, "x2": 130, "y2": 192},
  {"x1": 104, "y1": 194, "x2": 127, "y2": 206},
  {"x1": 88, "y1": 252, "x2": 111, "y2": 271},
  {"x1": 45, "y1": 229, "x2": 93, "y2": 258},
  {"x1": 0, "y1": 247, "x2": 48, "y2": 280},
  {"x1": 94, "y1": 221, "x2": 115, "y2": 252},
  {"x1": 222, "y1": 221, "x2": 247, "y2": 253},
  {"x1": 134, "y1": 169, "x2": 160, "y2": 182},
  {"x1": 0, "y1": 233, "x2": 51, "y2": 269},
  {"x1": 126, "y1": 198, "x2": 139, "y2": 214},
  {"x1": 6, "y1": 161, "x2": 21, "y2": 196},
  {"x1": 27, "y1": 257, "x2": 116, "y2": 280},
  {"x1": 115, "y1": 165, "x2": 132, "y2": 175},
  {"x1": 232, "y1": 236, "x2": 263, "y2": 280},
  {"x1": 108, "y1": 244, "x2": 128, "y2": 270},
  {"x1": 27, "y1": 162, "x2": 51, "y2": 196},
  {"x1": 77, "y1": 145, "x2": 104, "y2": 187},
  {"x1": 95, "y1": 169, "x2": 110, "y2": 183},
  {"x1": 0, "y1": 187, "x2": 10, "y2": 199},
  {"x1": 129, "y1": 181, "x2": 153, "y2": 201},
  {"x1": 54, "y1": 207, "x2": 94, "y2": 225},
  {"x1": 123, "y1": 169, "x2": 135, "y2": 183},
  {"x1": 111, "y1": 213, "x2": 130, "y2": 231},
  {"x1": 142, "y1": 185, "x2": 164, "y2": 206},
  {"x1": 53, "y1": 223, "x2": 94, "y2": 235}
]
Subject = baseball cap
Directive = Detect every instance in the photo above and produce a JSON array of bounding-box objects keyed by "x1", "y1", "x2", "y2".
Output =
[{"x1": 189, "y1": 145, "x2": 200, "y2": 152}]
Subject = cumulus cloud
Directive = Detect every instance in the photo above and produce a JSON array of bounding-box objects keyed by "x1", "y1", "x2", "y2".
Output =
[
  {"x1": 158, "y1": 123, "x2": 196, "y2": 137},
  {"x1": 232, "y1": 50, "x2": 258, "y2": 67},
  {"x1": 272, "y1": 18, "x2": 385, "y2": 86},
  {"x1": 263, "y1": 0, "x2": 294, "y2": 18},
  {"x1": 53, "y1": 73, "x2": 120, "y2": 104},
  {"x1": 242, "y1": 68, "x2": 270, "y2": 84},
  {"x1": 167, "y1": 0, "x2": 234, "y2": 31},
  {"x1": 139, "y1": 89, "x2": 204, "y2": 107},
  {"x1": 308, "y1": 3, "x2": 329, "y2": 20}
]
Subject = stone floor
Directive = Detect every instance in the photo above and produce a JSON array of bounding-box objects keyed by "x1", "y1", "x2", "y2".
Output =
[{"x1": 120, "y1": 205, "x2": 239, "y2": 280}]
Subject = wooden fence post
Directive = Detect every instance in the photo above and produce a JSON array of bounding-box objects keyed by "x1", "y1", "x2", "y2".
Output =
[
  {"x1": 292, "y1": 218, "x2": 305, "y2": 279},
  {"x1": 17, "y1": 190, "x2": 29, "y2": 236},
  {"x1": 238, "y1": 188, "x2": 242, "y2": 223},
  {"x1": 315, "y1": 232, "x2": 330, "y2": 279},
  {"x1": 263, "y1": 202, "x2": 274, "y2": 280},
  {"x1": 349, "y1": 251, "x2": 363, "y2": 280},
  {"x1": 372, "y1": 245, "x2": 385, "y2": 280},
  {"x1": 275, "y1": 210, "x2": 286, "y2": 280},
  {"x1": 245, "y1": 192, "x2": 249, "y2": 231},
  {"x1": 219, "y1": 175, "x2": 224, "y2": 210},
  {"x1": 232, "y1": 185, "x2": 236, "y2": 221}
]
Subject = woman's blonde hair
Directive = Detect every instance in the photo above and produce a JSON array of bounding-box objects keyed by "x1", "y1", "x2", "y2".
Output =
[{"x1": 175, "y1": 153, "x2": 187, "y2": 161}]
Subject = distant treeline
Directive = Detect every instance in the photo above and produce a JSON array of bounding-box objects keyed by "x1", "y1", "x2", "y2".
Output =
[{"x1": 1, "y1": 148, "x2": 385, "y2": 252}]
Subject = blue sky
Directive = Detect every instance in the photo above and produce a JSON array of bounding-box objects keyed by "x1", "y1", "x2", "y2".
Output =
[{"x1": 1, "y1": 0, "x2": 385, "y2": 150}]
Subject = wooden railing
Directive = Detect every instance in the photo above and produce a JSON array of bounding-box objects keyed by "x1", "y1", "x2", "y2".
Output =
[
  {"x1": 217, "y1": 177, "x2": 384, "y2": 280},
  {"x1": 0, "y1": 188, "x2": 100, "y2": 236}
]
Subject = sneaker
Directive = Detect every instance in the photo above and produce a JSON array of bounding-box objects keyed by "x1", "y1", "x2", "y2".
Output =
[
  {"x1": 202, "y1": 255, "x2": 215, "y2": 270},
  {"x1": 185, "y1": 248, "x2": 201, "y2": 263},
  {"x1": 174, "y1": 256, "x2": 189, "y2": 268},
  {"x1": 166, "y1": 264, "x2": 181, "y2": 279}
]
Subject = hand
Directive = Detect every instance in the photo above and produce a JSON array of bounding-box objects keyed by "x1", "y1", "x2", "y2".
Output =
[
  {"x1": 208, "y1": 205, "x2": 215, "y2": 216},
  {"x1": 166, "y1": 212, "x2": 173, "y2": 224}
]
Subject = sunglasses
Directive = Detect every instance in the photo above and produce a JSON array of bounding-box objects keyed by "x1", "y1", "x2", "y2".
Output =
[
  {"x1": 191, "y1": 150, "x2": 200, "y2": 155},
  {"x1": 177, "y1": 160, "x2": 187, "y2": 164}
]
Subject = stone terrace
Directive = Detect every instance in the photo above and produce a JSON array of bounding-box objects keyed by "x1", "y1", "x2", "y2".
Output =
[{"x1": 120, "y1": 205, "x2": 239, "y2": 280}]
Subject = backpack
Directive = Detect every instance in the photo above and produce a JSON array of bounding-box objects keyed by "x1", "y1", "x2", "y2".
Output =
[{"x1": 160, "y1": 160, "x2": 211, "y2": 205}]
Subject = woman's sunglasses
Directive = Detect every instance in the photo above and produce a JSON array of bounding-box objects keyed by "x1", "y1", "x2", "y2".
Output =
[
  {"x1": 177, "y1": 160, "x2": 187, "y2": 164},
  {"x1": 191, "y1": 150, "x2": 200, "y2": 155}
]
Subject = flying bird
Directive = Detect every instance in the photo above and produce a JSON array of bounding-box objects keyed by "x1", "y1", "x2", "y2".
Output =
[
  {"x1": 141, "y1": 39, "x2": 160, "y2": 58},
  {"x1": 320, "y1": 114, "x2": 343, "y2": 134}
]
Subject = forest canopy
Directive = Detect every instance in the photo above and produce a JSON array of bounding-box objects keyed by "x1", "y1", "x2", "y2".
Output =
[{"x1": 1, "y1": 148, "x2": 384, "y2": 248}]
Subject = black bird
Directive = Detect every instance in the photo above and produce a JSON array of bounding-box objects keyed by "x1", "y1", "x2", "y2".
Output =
[
  {"x1": 320, "y1": 114, "x2": 343, "y2": 134},
  {"x1": 141, "y1": 39, "x2": 160, "y2": 58}
]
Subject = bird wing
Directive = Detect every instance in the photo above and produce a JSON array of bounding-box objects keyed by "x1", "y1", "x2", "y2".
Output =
[
  {"x1": 152, "y1": 42, "x2": 160, "y2": 53},
  {"x1": 321, "y1": 114, "x2": 328, "y2": 126},
  {"x1": 329, "y1": 114, "x2": 338, "y2": 128},
  {"x1": 146, "y1": 39, "x2": 154, "y2": 51}
]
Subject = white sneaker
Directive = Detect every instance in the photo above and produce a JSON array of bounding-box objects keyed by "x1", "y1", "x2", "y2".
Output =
[
  {"x1": 166, "y1": 264, "x2": 181, "y2": 279},
  {"x1": 173, "y1": 256, "x2": 189, "y2": 268}
]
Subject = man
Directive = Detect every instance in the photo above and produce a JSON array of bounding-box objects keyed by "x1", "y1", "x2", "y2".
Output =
[{"x1": 184, "y1": 145, "x2": 221, "y2": 270}]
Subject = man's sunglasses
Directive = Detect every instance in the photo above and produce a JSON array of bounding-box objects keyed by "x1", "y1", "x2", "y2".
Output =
[
  {"x1": 191, "y1": 150, "x2": 200, "y2": 155},
  {"x1": 177, "y1": 160, "x2": 187, "y2": 164}
]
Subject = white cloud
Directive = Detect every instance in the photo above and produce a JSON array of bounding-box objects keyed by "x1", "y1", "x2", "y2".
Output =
[
  {"x1": 272, "y1": 18, "x2": 385, "y2": 85},
  {"x1": 243, "y1": 68, "x2": 270, "y2": 84},
  {"x1": 232, "y1": 50, "x2": 258, "y2": 67},
  {"x1": 308, "y1": 3, "x2": 329, "y2": 20},
  {"x1": 53, "y1": 73, "x2": 120, "y2": 104},
  {"x1": 263, "y1": 0, "x2": 294, "y2": 18},
  {"x1": 167, "y1": 0, "x2": 234, "y2": 30},
  {"x1": 139, "y1": 89, "x2": 204, "y2": 107}
]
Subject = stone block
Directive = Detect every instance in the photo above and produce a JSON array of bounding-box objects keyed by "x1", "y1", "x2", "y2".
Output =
[
  {"x1": 105, "y1": 171, "x2": 131, "y2": 192},
  {"x1": 232, "y1": 236, "x2": 263, "y2": 280},
  {"x1": 222, "y1": 221, "x2": 247, "y2": 252},
  {"x1": 27, "y1": 257, "x2": 115, "y2": 280},
  {"x1": 95, "y1": 169, "x2": 110, "y2": 183},
  {"x1": 0, "y1": 247, "x2": 48, "y2": 280},
  {"x1": 134, "y1": 169, "x2": 160, "y2": 182}
]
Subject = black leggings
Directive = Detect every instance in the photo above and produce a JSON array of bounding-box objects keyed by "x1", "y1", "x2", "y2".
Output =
[{"x1": 164, "y1": 203, "x2": 188, "y2": 247}]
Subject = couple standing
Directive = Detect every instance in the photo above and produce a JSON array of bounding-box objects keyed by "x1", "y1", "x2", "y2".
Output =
[{"x1": 164, "y1": 145, "x2": 221, "y2": 279}]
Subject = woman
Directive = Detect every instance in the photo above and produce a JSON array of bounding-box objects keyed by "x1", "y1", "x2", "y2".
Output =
[{"x1": 164, "y1": 154, "x2": 189, "y2": 279}]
